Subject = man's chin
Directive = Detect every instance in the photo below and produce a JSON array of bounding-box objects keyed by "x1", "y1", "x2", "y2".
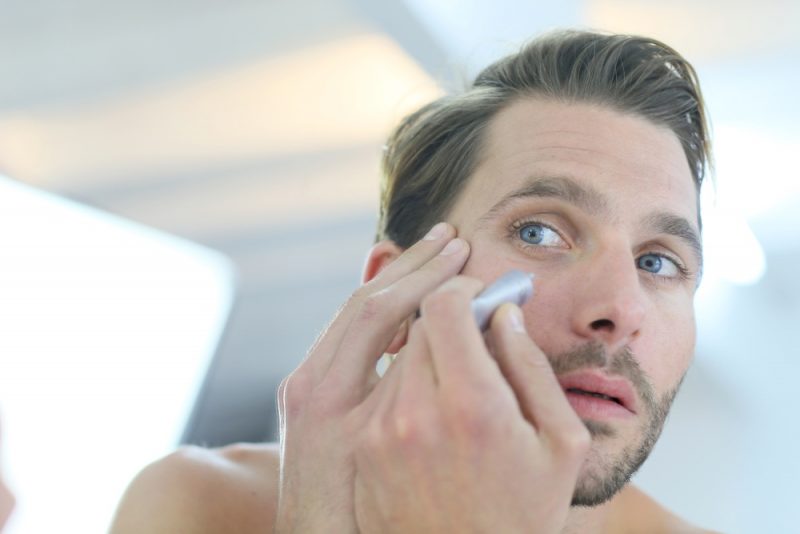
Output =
[
  {"x1": 571, "y1": 474, "x2": 630, "y2": 508},
  {"x1": 570, "y1": 462, "x2": 631, "y2": 507},
  {"x1": 569, "y1": 425, "x2": 656, "y2": 508}
]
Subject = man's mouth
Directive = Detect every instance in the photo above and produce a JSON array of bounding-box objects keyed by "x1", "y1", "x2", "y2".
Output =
[
  {"x1": 558, "y1": 372, "x2": 637, "y2": 418},
  {"x1": 565, "y1": 388, "x2": 623, "y2": 405}
]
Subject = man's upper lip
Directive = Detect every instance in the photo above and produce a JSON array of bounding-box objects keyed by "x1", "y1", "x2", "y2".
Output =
[{"x1": 558, "y1": 372, "x2": 637, "y2": 414}]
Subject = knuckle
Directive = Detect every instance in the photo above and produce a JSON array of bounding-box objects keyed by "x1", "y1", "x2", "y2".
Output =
[
  {"x1": 350, "y1": 284, "x2": 371, "y2": 305},
  {"x1": 355, "y1": 290, "x2": 392, "y2": 324},
  {"x1": 280, "y1": 370, "x2": 314, "y2": 416},
  {"x1": 552, "y1": 425, "x2": 592, "y2": 460},
  {"x1": 341, "y1": 285, "x2": 374, "y2": 319},
  {"x1": 391, "y1": 410, "x2": 432, "y2": 449},
  {"x1": 359, "y1": 408, "x2": 435, "y2": 459},
  {"x1": 358, "y1": 419, "x2": 388, "y2": 457},
  {"x1": 446, "y1": 391, "x2": 506, "y2": 439},
  {"x1": 351, "y1": 279, "x2": 388, "y2": 307}
]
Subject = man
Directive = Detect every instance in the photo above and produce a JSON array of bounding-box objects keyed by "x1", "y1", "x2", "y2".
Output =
[{"x1": 110, "y1": 30, "x2": 718, "y2": 533}]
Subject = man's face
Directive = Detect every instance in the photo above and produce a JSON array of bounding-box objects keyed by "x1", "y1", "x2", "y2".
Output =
[{"x1": 447, "y1": 97, "x2": 701, "y2": 506}]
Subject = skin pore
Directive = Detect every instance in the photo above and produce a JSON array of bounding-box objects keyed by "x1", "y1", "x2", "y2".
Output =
[{"x1": 442, "y1": 96, "x2": 702, "y2": 530}]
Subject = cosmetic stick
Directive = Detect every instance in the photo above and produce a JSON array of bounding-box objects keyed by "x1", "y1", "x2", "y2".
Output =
[{"x1": 471, "y1": 270, "x2": 535, "y2": 331}]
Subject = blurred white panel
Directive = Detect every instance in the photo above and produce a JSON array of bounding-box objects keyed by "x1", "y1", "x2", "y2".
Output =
[{"x1": 0, "y1": 175, "x2": 234, "y2": 533}]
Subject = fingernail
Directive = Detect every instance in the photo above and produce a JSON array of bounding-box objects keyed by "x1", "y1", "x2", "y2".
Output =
[
  {"x1": 507, "y1": 306, "x2": 526, "y2": 333},
  {"x1": 439, "y1": 238, "x2": 464, "y2": 255},
  {"x1": 423, "y1": 222, "x2": 447, "y2": 241}
]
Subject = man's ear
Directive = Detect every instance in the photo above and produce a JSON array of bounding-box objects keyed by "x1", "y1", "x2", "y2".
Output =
[
  {"x1": 362, "y1": 239, "x2": 409, "y2": 355},
  {"x1": 361, "y1": 239, "x2": 404, "y2": 284}
]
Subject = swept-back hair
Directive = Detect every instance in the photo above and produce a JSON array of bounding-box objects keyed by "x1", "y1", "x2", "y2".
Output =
[{"x1": 378, "y1": 30, "x2": 711, "y2": 246}]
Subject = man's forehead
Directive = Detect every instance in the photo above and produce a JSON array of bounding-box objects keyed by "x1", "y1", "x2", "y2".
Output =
[{"x1": 461, "y1": 98, "x2": 698, "y2": 224}]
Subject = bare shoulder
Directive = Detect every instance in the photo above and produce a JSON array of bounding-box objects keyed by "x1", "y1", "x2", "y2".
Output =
[
  {"x1": 610, "y1": 485, "x2": 723, "y2": 534},
  {"x1": 108, "y1": 442, "x2": 281, "y2": 534}
]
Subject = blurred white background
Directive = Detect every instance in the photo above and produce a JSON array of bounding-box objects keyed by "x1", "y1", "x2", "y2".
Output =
[
  {"x1": 0, "y1": 176, "x2": 234, "y2": 533},
  {"x1": 0, "y1": 1, "x2": 798, "y2": 532}
]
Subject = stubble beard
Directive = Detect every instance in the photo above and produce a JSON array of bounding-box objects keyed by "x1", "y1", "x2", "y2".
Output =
[{"x1": 546, "y1": 342, "x2": 685, "y2": 508}]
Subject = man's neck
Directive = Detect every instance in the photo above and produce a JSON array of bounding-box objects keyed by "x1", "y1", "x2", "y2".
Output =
[
  {"x1": 560, "y1": 497, "x2": 614, "y2": 534},
  {"x1": 566, "y1": 484, "x2": 691, "y2": 533}
]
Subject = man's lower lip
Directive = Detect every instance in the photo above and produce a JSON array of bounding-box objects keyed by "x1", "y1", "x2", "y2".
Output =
[{"x1": 565, "y1": 391, "x2": 634, "y2": 419}]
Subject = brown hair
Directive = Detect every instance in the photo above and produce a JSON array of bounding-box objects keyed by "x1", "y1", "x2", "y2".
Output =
[{"x1": 377, "y1": 29, "x2": 711, "y2": 247}]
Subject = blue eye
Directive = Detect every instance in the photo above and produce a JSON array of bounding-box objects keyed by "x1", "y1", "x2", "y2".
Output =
[
  {"x1": 637, "y1": 253, "x2": 680, "y2": 277},
  {"x1": 518, "y1": 223, "x2": 563, "y2": 247}
]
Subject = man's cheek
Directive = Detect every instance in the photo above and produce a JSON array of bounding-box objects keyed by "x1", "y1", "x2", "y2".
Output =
[
  {"x1": 520, "y1": 284, "x2": 571, "y2": 351},
  {"x1": 665, "y1": 313, "x2": 696, "y2": 380}
]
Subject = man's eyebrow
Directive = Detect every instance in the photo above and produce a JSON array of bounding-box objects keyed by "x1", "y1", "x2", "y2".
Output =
[
  {"x1": 645, "y1": 212, "x2": 704, "y2": 270},
  {"x1": 479, "y1": 175, "x2": 609, "y2": 225},
  {"x1": 476, "y1": 175, "x2": 704, "y2": 268}
]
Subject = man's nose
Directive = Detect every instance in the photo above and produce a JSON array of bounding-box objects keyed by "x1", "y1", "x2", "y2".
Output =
[{"x1": 569, "y1": 248, "x2": 646, "y2": 354}]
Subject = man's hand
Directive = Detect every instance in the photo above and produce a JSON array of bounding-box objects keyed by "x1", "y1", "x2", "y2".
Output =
[
  {"x1": 273, "y1": 223, "x2": 470, "y2": 533},
  {"x1": 352, "y1": 277, "x2": 591, "y2": 534}
]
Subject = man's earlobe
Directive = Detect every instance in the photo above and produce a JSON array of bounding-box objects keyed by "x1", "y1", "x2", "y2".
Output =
[{"x1": 361, "y1": 240, "x2": 404, "y2": 284}]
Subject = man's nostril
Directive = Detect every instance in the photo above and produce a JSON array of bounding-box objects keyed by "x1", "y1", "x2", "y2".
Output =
[{"x1": 590, "y1": 318, "x2": 615, "y2": 331}]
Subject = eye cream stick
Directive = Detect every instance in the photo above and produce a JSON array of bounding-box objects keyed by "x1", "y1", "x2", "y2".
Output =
[
  {"x1": 471, "y1": 270, "x2": 534, "y2": 331},
  {"x1": 381, "y1": 270, "x2": 535, "y2": 376},
  {"x1": 415, "y1": 270, "x2": 535, "y2": 329}
]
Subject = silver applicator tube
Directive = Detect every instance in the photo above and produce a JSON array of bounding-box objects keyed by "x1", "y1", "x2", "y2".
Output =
[
  {"x1": 380, "y1": 270, "x2": 536, "y2": 376},
  {"x1": 471, "y1": 270, "x2": 535, "y2": 331}
]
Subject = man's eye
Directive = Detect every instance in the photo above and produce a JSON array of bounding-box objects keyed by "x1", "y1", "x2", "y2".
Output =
[
  {"x1": 637, "y1": 253, "x2": 680, "y2": 277},
  {"x1": 518, "y1": 223, "x2": 563, "y2": 247}
]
